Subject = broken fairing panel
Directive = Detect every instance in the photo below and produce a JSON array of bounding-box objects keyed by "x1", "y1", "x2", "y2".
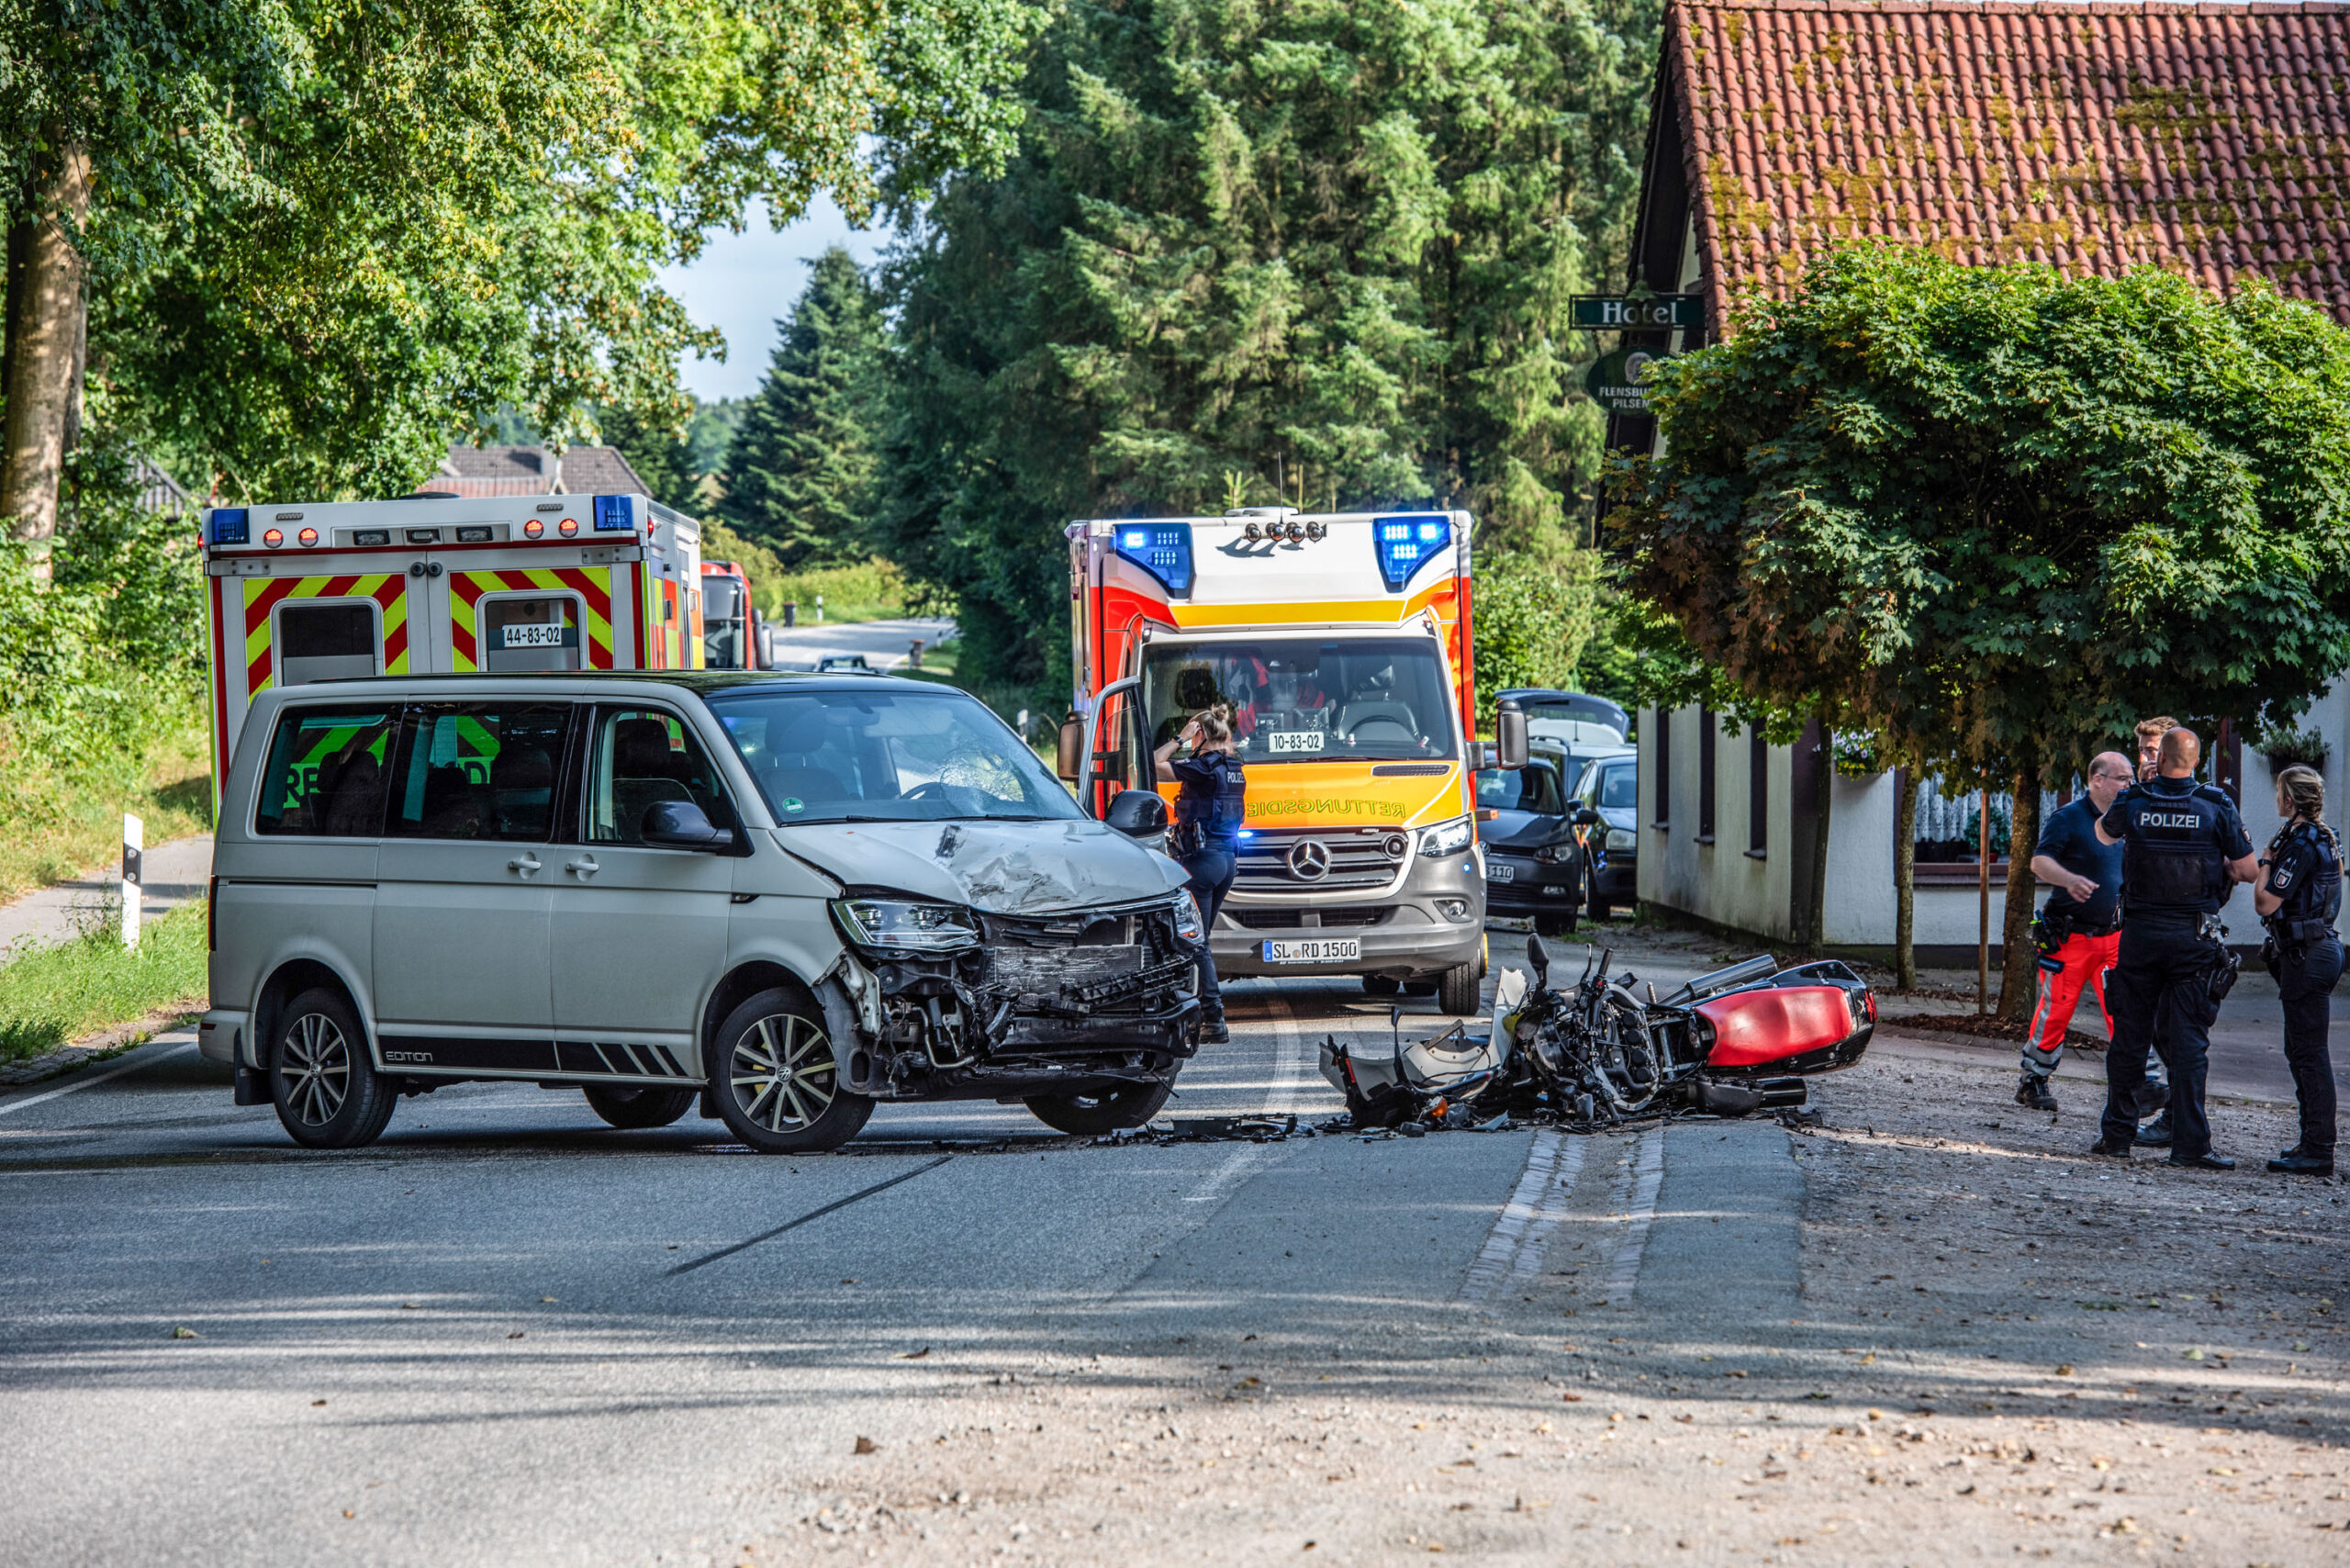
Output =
[{"x1": 778, "y1": 820, "x2": 1186, "y2": 914}]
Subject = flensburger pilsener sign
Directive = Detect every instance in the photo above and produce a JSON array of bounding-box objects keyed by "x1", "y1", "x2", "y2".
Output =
[{"x1": 1583, "y1": 347, "x2": 1658, "y2": 415}]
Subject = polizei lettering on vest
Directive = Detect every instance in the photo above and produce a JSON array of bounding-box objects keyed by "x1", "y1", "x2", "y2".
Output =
[{"x1": 2143, "y1": 812, "x2": 2202, "y2": 828}]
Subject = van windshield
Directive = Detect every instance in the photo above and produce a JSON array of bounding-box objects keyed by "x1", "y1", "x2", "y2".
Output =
[
  {"x1": 1141, "y1": 637, "x2": 1458, "y2": 764},
  {"x1": 707, "y1": 688, "x2": 1083, "y2": 825}
]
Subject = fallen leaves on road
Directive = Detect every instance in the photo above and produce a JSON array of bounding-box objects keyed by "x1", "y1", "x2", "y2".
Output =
[
  {"x1": 854, "y1": 1437, "x2": 878, "y2": 1455},
  {"x1": 170, "y1": 1327, "x2": 198, "y2": 1339}
]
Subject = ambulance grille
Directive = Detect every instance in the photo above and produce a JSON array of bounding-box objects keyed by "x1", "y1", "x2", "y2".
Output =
[{"x1": 1233, "y1": 829, "x2": 1404, "y2": 893}]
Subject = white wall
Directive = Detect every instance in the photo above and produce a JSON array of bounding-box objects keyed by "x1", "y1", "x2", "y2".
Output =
[{"x1": 1644, "y1": 692, "x2": 2350, "y2": 949}]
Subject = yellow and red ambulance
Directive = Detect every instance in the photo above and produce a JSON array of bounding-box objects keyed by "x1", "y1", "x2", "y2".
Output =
[
  {"x1": 200, "y1": 493, "x2": 703, "y2": 810},
  {"x1": 1066, "y1": 507, "x2": 1492, "y2": 1014}
]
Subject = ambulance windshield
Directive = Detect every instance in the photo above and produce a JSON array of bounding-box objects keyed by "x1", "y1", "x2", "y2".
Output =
[
  {"x1": 708, "y1": 689, "x2": 1083, "y2": 825},
  {"x1": 1141, "y1": 637, "x2": 1458, "y2": 764}
]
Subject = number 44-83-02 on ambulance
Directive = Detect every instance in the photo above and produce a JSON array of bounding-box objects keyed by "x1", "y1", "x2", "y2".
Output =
[
  {"x1": 201, "y1": 493, "x2": 706, "y2": 808},
  {"x1": 1063, "y1": 508, "x2": 1528, "y2": 1017}
]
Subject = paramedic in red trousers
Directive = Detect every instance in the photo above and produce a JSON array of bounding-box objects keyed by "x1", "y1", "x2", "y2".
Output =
[
  {"x1": 2018, "y1": 751, "x2": 2135, "y2": 1110},
  {"x1": 1156, "y1": 705, "x2": 1245, "y2": 1046},
  {"x1": 2090, "y1": 725, "x2": 2260, "y2": 1169}
]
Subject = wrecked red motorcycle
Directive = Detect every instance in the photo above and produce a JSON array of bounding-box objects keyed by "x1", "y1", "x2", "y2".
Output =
[{"x1": 1323, "y1": 935, "x2": 1875, "y2": 1129}]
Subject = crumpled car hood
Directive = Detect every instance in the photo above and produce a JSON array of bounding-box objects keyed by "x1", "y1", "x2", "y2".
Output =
[{"x1": 776, "y1": 819, "x2": 1187, "y2": 914}]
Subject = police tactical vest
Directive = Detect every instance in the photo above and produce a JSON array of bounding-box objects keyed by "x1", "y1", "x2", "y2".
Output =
[
  {"x1": 2269, "y1": 821, "x2": 2343, "y2": 942},
  {"x1": 2119, "y1": 781, "x2": 2233, "y2": 913},
  {"x1": 1178, "y1": 753, "x2": 1248, "y2": 842}
]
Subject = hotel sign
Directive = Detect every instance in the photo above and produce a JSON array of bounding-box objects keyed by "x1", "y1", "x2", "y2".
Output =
[{"x1": 1569, "y1": 294, "x2": 1703, "y2": 330}]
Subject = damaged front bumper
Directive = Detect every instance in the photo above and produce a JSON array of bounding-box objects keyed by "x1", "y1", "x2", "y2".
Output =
[{"x1": 827, "y1": 896, "x2": 1203, "y2": 1102}]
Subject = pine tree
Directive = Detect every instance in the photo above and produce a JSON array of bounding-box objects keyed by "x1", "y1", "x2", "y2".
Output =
[
  {"x1": 881, "y1": 0, "x2": 1662, "y2": 690},
  {"x1": 722, "y1": 249, "x2": 887, "y2": 566},
  {"x1": 594, "y1": 401, "x2": 703, "y2": 514}
]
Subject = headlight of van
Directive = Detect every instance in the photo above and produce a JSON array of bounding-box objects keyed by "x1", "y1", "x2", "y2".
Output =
[
  {"x1": 830, "y1": 898, "x2": 980, "y2": 953},
  {"x1": 1172, "y1": 892, "x2": 1206, "y2": 944},
  {"x1": 1606, "y1": 827, "x2": 1637, "y2": 852},
  {"x1": 1418, "y1": 816, "x2": 1473, "y2": 857}
]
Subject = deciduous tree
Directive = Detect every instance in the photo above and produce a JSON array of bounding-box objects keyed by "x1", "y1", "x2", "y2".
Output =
[{"x1": 1608, "y1": 247, "x2": 2350, "y2": 1009}]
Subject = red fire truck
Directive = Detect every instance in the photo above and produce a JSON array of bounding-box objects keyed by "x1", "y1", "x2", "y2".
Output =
[
  {"x1": 200, "y1": 493, "x2": 703, "y2": 811},
  {"x1": 699, "y1": 558, "x2": 763, "y2": 669}
]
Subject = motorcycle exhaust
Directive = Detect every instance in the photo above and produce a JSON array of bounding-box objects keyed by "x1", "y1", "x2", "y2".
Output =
[
  {"x1": 1686, "y1": 1079, "x2": 1764, "y2": 1116},
  {"x1": 1756, "y1": 1077, "x2": 1807, "y2": 1107}
]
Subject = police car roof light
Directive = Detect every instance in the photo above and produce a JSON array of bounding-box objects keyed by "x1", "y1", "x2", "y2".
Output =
[{"x1": 1374, "y1": 514, "x2": 1451, "y2": 590}]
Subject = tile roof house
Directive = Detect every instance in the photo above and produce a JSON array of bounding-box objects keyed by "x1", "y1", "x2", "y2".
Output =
[
  {"x1": 1619, "y1": 0, "x2": 2350, "y2": 951},
  {"x1": 431, "y1": 444, "x2": 650, "y2": 498},
  {"x1": 1628, "y1": 0, "x2": 2350, "y2": 354}
]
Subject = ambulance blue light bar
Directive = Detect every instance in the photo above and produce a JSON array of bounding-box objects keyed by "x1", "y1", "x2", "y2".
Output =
[
  {"x1": 593, "y1": 495, "x2": 634, "y2": 532},
  {"x1": 1113, "y1": 522, "x2": 1194, "y2": 594},
  {"x1": 1374, "y1": 515, "x2": 1450, "y2": 590},
  {"x1": 208, "y1": 509, "x2": 250, "y2": 546}
]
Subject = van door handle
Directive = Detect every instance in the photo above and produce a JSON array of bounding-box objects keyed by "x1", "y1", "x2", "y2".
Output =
[
  {"x1": 565, "y1": 856, "x2": 600, "y2": 878},
  {"x1": 508, "y1": 854, "x2": 542, "y2": 877}
]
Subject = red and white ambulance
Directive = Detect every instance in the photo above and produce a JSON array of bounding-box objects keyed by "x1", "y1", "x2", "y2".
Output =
[{"x1": 200, "y1": 493, "x2": 703, "y2": 811}]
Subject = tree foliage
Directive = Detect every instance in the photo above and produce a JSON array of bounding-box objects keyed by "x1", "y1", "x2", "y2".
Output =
[
  {"x1": 881, "y1": 0, "x2": 1661, "y2": 690},
  {"x1": 1610, "y1": 247, "x2": 2350, "y2": 778},
  {"x1": 722, "y1": 246, "x2": 888, "y2": 566},
  {"x1": 2, "y1": 0, "x2": 1039, "y2": 504}
]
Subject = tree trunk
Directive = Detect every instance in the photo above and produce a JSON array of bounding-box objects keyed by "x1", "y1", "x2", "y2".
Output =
[
  {"x1": 1893, "y1": 767, "x2": 1918, "y2": 990},
  {"x1": 1808, "y1": 720, "x2": 1832, "y2": 950},
  {"x1": 1, "y1": 140, "x2": 93, "y2": 579},
  {"x1": 1997, "y1": 760, "x2": 2042, "y2": 1022}
]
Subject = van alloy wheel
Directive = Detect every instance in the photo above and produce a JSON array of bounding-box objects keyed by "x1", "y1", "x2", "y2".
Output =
[
  {"x1": 733, "y1": 1014, "x2": 836, "y2": 1134},
  {"x1": 708, "y1": 989, "x2": 874, "y2": 1153},
  {"x1": 282, "y1": 1014, "x2": 351, "y2": 1126},
  {"x1": 268, "y1": 986, "x2": 397, "y2": 1150}
]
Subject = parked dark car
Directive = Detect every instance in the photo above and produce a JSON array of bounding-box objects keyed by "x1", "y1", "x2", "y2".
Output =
[
  {"x1": 1572, "y1": 751, "x2": 1640, "y2": 922},
  {"x1": 1475, "y1": 757, "x2": 1586, "y2": 935}
]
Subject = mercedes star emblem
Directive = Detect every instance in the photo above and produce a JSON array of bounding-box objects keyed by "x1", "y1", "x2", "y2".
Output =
[{"x1": 1287, "y1": 840, "x2": 1332, "y2": 880}]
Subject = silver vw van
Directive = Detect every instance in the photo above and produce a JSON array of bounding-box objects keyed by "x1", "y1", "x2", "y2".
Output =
[{"x1": 199, "y1": 673, "x2": 1204, "y2": 1152}]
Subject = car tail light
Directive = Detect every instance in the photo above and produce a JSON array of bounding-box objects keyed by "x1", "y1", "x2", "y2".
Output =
[
  {"x1": 523, "y1": 518, "x2": 543, "y2": 539},
  {"x1": 1863, "y1": 989, "x2": 1877, "y2": 1023},
  {"x1": 207, "y1": 877, "x2": 218, "y2": 951},
  {"x1": 262, "y1": 528, "x2": 284, "y2": 548}
]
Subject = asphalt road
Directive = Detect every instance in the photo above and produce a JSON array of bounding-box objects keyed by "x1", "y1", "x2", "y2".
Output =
[
  {"x1": 764, "y1": 616, "x2": 957, "y2": 673},
  {"x1": 6, "y1": 923, "x2": 2333, "y2": 1565}
]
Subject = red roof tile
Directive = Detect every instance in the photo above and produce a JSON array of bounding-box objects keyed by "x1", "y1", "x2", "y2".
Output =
[{"x1": 1667, "y1": 1, "x2": 2350, "y2": 326}]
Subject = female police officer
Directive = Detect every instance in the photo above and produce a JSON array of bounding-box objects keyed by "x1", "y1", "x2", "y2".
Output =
[
  {"x1": 1156, "y1": 704, "x2": 1246, "y2": 1045},
  {"x1": 2255, "y1": 765, "x2": 2343, "y2": 1177}
]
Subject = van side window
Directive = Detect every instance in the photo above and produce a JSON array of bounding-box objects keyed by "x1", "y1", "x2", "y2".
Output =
[
  {"x1": 387, "y1": 704, "x2": 572, "y2": 842},
  {"x1": 588, "y1": 708, "x2": 734, "y2": 845},
  {"x1": 254, "y1": 707, "x2": 400, "y2": 836}
]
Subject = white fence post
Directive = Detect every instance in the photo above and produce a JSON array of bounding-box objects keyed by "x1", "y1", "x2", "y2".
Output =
[{"x1": 121, "y1": 813, "x2": 144, "y2": 950}]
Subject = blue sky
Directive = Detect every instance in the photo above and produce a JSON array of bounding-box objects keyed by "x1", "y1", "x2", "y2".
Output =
[{"x1": 658, "y1": 196, "x2": 896, "y2": 402}]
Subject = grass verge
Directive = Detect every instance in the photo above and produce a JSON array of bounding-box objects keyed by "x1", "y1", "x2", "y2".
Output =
[
  {"x1": 0, "y1": 903, "x2": 207, "y2": 1063},
  {"x1": 0, "y1": 711, "x2": 212, "y2": 904}
]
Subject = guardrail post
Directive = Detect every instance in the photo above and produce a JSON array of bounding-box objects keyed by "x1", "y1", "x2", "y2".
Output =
[{"x1": 121, "y1": 812, "x2": 143, "y2": 950}]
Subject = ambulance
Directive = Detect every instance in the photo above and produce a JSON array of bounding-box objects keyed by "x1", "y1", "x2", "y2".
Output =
[
  {"x1": 201, "y1": 493, "x2": 703, "y2": 811},
  {"x1": 1063, "y1": 507, "x2": 1522, "y2": 1015}
]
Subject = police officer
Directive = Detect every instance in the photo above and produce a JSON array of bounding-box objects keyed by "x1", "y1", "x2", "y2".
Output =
[
  {"x1": 2255, "y1": 764, "x2": 2342, "y2": 1177},
  {"x1": 1157, "y1": 704, "x2": 1246, "y2": 1045},
  {"x1": 2091, "y1": 725, "x2": 2260, "y2": 1168}
]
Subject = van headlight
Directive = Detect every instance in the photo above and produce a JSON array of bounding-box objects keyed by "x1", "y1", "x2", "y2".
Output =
[
  {"x1": 1172, "y1": 892, "x2": 1206, "y2": 944},
  {"x1": 1417, "y1": 816, "x2": 1473, "y2": 857},
  {"x1": 1606, "y1": 827, "x2": 1637, "y2": 852},
  {"x1": 830, "y1": 898, "x2": 980, "y2": 953}
]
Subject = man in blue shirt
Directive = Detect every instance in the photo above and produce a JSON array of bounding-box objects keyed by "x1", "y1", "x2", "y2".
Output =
[
  {"x1": 2019, "y1": 751, "x2": 2135, "y2": 1110},
  {"x1": 2092, "y1": 726, "x2": 2260, "y2": 1169}
]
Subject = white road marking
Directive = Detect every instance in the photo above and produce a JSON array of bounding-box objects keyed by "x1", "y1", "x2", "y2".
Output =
[
  {"x1": 1186, "y1": 991, "x2": 1307, "y2": 1205},
  {"x1": 1458, "y1": 1127, "x2": 1584, "y2": 1302},
  {"x1": 1600, "y1": 1126, "x2": 1667, "y2": 1295},
  {"x1": 0, "y1": 1040, "x2": 197, "y2": 1119}
]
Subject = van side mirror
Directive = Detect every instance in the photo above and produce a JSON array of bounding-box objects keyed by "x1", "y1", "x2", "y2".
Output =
[
  {"x1": 1494, "y1": 699, "x2": 1529, "y2": 770},
  {"x1": 1056, "y1": 715, "x2": 1084, "y2": 781},
  {"x1": 642, "y1": 799, "x2": 732, "y2": 850},
  {"x1": 1104, "y1": 789, "x2": 1169, "y2": 840}
]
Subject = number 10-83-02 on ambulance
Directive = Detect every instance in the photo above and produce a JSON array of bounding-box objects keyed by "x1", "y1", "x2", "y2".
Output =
[{"x1": 201, "y1": 493, "x2": 708, "y2": 810}]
